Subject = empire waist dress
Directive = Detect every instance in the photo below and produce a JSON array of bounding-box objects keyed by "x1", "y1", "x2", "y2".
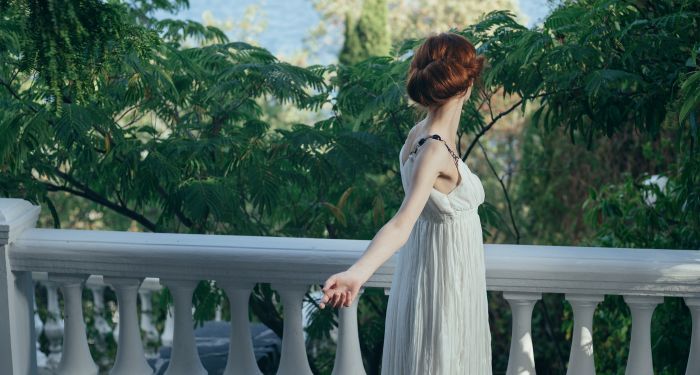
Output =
[{"x1": 381, "y1": 134, "x2": 492, "y2": 375}]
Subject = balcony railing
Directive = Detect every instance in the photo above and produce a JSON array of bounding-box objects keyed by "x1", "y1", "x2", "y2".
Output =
[{"x1": 1, "y1": 198, "x2": 699, "y2": 375}]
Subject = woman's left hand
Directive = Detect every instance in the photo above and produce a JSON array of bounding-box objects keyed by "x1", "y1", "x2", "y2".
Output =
[{"x1": 319, "y1": 268, "x2": 366, "y2": 309}]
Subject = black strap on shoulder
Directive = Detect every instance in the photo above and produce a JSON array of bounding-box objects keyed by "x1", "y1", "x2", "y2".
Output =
[{"x1": 410, "y1": 134, "x2": 460, "y2": 168}]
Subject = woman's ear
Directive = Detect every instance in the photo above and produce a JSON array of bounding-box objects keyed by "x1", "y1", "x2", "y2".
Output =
[{"x1": 457, "y1": 87, "x2": 471, "y2": 106}]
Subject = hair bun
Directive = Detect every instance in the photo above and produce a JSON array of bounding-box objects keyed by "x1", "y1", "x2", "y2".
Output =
[{"x1": 406, "y1": 32, "x2": 485, "y2": 108}]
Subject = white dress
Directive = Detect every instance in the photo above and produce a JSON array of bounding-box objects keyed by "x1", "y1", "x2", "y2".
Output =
[{"x1": 381, "y1": 136, "x2": 492, "y2": 374}]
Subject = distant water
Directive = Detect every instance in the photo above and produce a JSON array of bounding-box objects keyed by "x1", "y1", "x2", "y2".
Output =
[{"x1": 154, "y1": 0, "x2": 552, "y2": 65}]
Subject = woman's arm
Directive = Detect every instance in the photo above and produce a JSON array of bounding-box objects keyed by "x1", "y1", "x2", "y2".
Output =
[{"x1": 319, "y1": 140, "x2": 452, "y2": 309}]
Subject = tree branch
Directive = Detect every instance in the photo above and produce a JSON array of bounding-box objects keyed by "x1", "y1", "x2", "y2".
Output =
[
  {"x1": 155, "y1": 183, "x2": 194, "y2": 228},
  {"x1": 0, "y1": 78, "x2": 25, "y2": 102},
  {"x1": 477, "y1": 140, "x2": 520, "y2": 244},
  {"x1": 48, "y1": 170, "x2": 158, "y2": 231},
  {"x1": 465, "y1": 98, "x2": 524, "y2": 159},
  {"x1": 464, "y1": 91, "x2": 552, "y2": 160}
]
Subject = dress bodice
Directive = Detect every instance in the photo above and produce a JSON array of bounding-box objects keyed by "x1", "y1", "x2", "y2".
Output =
[{"x1": 399, "y1": 142, "x2": 485, "y2": 222}]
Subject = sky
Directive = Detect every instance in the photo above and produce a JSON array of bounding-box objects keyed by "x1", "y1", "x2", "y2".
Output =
[{"x1": 155, "y1": 0, "x2": 553, "y2": 65}]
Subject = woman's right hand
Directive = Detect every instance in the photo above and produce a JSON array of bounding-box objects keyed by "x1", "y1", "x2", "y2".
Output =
[{"x1": 319, "y1": 268, "x2": 367, "y2": 309}]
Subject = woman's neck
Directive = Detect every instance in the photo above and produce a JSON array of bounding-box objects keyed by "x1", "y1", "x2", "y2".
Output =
[{"x1": 422, "y1": 96, "x2": 463, "y2": 142}]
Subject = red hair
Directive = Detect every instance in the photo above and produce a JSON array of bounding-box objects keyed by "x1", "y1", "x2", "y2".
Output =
[{"x1": 406, "y1": 32, "x2": 485, "y2": 108}]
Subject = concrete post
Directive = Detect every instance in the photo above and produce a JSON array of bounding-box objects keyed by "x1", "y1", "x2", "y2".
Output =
[{"x1": 0, "y1": 198, "x2": 41, "y2": 375}]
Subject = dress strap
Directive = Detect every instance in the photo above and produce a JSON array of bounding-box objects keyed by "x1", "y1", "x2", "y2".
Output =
[{"x1": 410, "y1": 134, "x2": 460, "y2": 168}]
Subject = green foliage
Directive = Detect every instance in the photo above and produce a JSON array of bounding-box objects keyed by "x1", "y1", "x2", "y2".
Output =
[
  {"x1": 338, "y1": 0, "x2": 391, "y2": 66},
  {"x1": 680, "y1": 69, "x2": 700, "y2": 135},
  {"x1": 0, "y1": 0, "x2": 165, "y2": 113},
  {"x1": 471, "y1": 1, "x2": 700, "y2": 146},
  {"x1": 509, "y1": 1, "x2": 699, "y2": 373},
  {"x1": 583, "y1": 154, "x2": 700, "y2": 251}
]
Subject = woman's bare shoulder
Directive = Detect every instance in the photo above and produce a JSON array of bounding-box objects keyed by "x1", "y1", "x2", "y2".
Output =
[{"x1": 404, "y1": 121, "x2": 424, "y2": 147}]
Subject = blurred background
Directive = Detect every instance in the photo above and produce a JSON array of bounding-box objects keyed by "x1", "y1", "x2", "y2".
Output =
[{"x1": 150, "y1": 0, "x2": 551, "y2": 65}]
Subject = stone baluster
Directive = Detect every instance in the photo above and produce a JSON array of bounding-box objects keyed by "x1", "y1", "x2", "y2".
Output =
[
  {"x1": 221, "y1": 281, "x2": 262, "y2": 375},
  {"x1": 565, "y1": 294, "x2": 603, "y2": 375},
  {"x1": 685, "y1": 297, "x2": 700, "y2": 375},
  {"x1": 43, "y1": 280, "x2": 64, "y2": 369},
  {"x1": 504, "y1": 291, "x2": 541, "y2": 375},
  {"x1": 162, "y1": 279, "x2": 207, "y2": 375},
  {"x1": 272, "y1": 283, "x2": 313, "y2": 375},
  {"x1": 50, "y1": 273, "x2": 98, "y2": 375},
  {"x1": 161, "y1": 304, "x2": 175, "y2": 347},
  {"x1": 138, "y1": 278, "x2": 161, "y2": 359},
  {"x1": 215, "y1": 304, "x2": 223, "y2": 322},
  {"x1": 623, "y1": 295, "x2": 663, "y2": 375},
  {"x1": 212, "y1": 280, "x2": 223, "y2": 322},
  {"x1": 332, "y1": 288, "x2": 366, "y2": 375},
  {"x1": 112, "y1": 304, "x2": 120, "y2": 343},
  {"x1": 87, "y1": 276, "x2": 113, "y2": 368},
  {"x1": 87, "y1": 278, "x2": 112, "y2": 337},
  {"x1": 34, "y1": 288, "x2": 48, "y2": 368},
  {"x1": 105, "y1": 277, "x2": 154, "y2": 375}
]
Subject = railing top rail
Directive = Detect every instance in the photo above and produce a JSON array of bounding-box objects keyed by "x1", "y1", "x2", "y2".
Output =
[{"x1": 9, "y1": 228, "x2": 700, "y2": 296}]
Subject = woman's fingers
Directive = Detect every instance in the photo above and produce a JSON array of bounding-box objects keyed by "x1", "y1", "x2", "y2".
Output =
[
  {"x1": 329, "y1": 290, "x2": 342, "y2": 308},
  {"x1": 336, "y1": 292, "x2": 346, "y2": 307},
  {"x1": 319, "y1": 290, "x2": 355, "y2": 309},
  {"x1": 320, "y1": 274, "x2": 341, "y2": 309},
  {"x1": 325, "y1": 291, "x2": 336, "y2": 308},
  {"x1": 320, "y1": 286, "x2": 337, "y2": 309},
  {"x1": 337, "y1": 290, "x2": 347, "y2": 308},
  {"x1": 319, "y1": 276, "x2": 358, "y2": 309},
  {"x1": 343, "y1": 291, "x2": 352, "y2": 307},
  {"x1": 322, "y1": 275, "x2": 337, "y2": 293},
  {"x1": 339, "y1": 291, "x2": 347, "y2": 307},
  {"x1": 319, "y1": 291, "x2": 330, "y2": 309}
]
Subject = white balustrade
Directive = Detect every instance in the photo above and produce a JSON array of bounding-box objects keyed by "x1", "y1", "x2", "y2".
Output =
[
  {"x1": 161, "y1": 304, "x2": 175, "y2": 347},
  {"x1": 138, "y1": 278, "x2": 162, "y2": 359},
  {"x1": 34, "y1": 289, "x2": 47, "y2": 368},
  {"x1": 504, "y1": 292, "x2": 541, "y2": 375},
  {"x1": 272, "y1": 283, "x2": 313, "y2": 375},
  {"x1": 105, "y1": 277, "x2": 154, "y2": 375},
  {"x1": 332, "y1": 288, "x2": 366, "y2": 375},
  {"x1": 221, "y1": 281, "x2": 262, "y2": 375},
  {"x1": 215, "y1": 305, "x2": 223, "y2": 322},
  {"x1": 87, "y1": 275, "x2": 112, "y2": 368},
  {"x1": 685, "y1": 297, "x2": 700, "y2": 375},
  {"x1": 162, "y1": 279, "x2": 207, "y2": 375},
  {"x1": 112, "y1": 303, "x2": 120, "y2": 343},
  {"x1": 50, "y1": 273, "x2": 98, "y2": 375},
  {"x1": 86, "y1": 277, "x2": 109, "y2": 331},
  {"x1": 624, "y1": 295, "x2": 663, "y2": 375},
  {"x1": 43, "y1": 280, "x2": 64, "y2": 369},
  {"x1": 565, "y1": 294, "x2": 603, "y2": 375},
  {"x1": 2, "y1": 199, "x2": 700, "y2": 375},
  {"x1": 212, "y1": 280, "x2": 223, "y2": 322}
]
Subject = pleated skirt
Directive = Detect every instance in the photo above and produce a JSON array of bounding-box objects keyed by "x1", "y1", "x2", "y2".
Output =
[{"x1": 381, "y1": 210, "x2": 492, "y2": 375}]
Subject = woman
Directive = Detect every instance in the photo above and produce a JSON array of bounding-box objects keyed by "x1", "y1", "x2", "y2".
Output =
[{"x1": 320, "y1": 31, "x2": 491, "y2": 374}]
